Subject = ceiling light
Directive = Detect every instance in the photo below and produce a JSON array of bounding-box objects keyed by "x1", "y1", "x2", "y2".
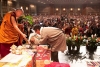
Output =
[
  {"x1": 7, "y1": 1, "x2": 12, "y2": 6},
  {"x1": 78, "y1": 8, "x2": 80, "y2": 11},
  {"x1": 38, "y1": 0, "x2": 40, "y2": 2},
  {"x1": 56, "y1": 8, "x2": 59, "y2": 11},
  {"x1": 43, "y1": 3, "x2": 46, "y2": 4},
  {"x1": 90, "y1": 2, "x2": 93, "y2": 4},
  {"x1": 30, "y1": 4, "x2": 34, "y2": 8},
  {"x1": 21, "y1": 6, "x2": 23, "y2": 9},
  {"x1": 41, "y1": 2, "x2": 43, "y2": 3},
  {"x1": 26, "y1": 7, "x2": 28, "y2": 10},
  {"x1": 70, "y1": 8, "x2": 73, "y2": 11},
  {"x1": 63, "y1": 8, "x2": 66, "y2": 11}
]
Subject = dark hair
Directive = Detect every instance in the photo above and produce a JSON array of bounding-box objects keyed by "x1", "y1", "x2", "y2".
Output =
[{"x1": 33, "y1": 24, "x2": 41, "y2": 31}]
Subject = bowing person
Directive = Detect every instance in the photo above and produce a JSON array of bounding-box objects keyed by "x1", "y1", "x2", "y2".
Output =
[{"x1": 30, "y1": 24, "x2": 67, "y2": 62}]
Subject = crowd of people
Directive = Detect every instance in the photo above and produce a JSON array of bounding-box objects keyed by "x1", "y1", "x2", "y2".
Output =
[
  {"x1": 0, "y1": 8, "x2": 100, "y2": 62},
  {"x1": 15, "y1": 14, "x2": 100, "y2": 46},
  {"x1": 29, "y1": 14, "x2": 100, "y2": 37}
]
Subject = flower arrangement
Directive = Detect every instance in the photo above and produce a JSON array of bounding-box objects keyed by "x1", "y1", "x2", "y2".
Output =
[
  {"x1": 66, "y1": 37, "x2": 73, "y2": 45},
  {"x1": 84, "y1": 34, "x2": 98, "y2": 53},
  {"x1": 66, "y1": 35, "x2": 84, "y2": 54},
  {"x1": 74, "y1": 36, "x2": 83, "y2": 46},
  {"x1": 66, "y1": 35, "x2": 83, "y2": 46},
  {"x1": 84, "y1": 34, "x2": 98, "y2": 46}
]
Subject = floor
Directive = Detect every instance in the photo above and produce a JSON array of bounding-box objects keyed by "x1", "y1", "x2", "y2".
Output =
[{"x1": 58, "y1": 46, "x2": 100, "y2": 67}]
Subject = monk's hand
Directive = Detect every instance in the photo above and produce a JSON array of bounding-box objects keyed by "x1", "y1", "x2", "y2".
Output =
[{"x1": 22, "y1": 34, "x2": 29, "y2": 44}]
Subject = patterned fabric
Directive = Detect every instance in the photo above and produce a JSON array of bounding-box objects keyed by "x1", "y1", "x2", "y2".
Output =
[
  {"x1": 36, "y1": 45, "x2": 51, "y2": 67},
  {"x1": 45, "y1": 62, "x2": 70, "y2": 67},
  {"x1": 36, "y1": 46, "x2": 51, "y2": 60},
  {"x1": 87, "y1": 61, "x2": 100, "y2": 67}
]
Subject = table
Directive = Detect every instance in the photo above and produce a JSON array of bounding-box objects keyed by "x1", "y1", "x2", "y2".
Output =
[
  {"x1": 0, "y1": 49, "x2": 35, "y2": 67},
  {"x1": 0, "y1": 45, "x2": 51, "y2": 67}
]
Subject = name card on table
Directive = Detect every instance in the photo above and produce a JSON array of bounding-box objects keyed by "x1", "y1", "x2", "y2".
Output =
[
  {"x1": 87, "y1": 61, "x2": 100, "y2": 67},
  {"x1": 0, "y1": 53, "x2": 23, "y2": 63}
]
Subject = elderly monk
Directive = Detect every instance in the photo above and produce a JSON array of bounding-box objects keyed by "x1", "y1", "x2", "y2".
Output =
[
  {"x1": 30, "y1": 24, "x2": 67, "y2": 62},
  {"x1": 0, "y1": 9, "x2": 28, "y2": 58}
]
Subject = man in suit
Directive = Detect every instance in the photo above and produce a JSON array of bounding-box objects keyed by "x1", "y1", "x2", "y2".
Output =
[{"x1": 30, "y1": 24, "x2": 67, "y2": 62}]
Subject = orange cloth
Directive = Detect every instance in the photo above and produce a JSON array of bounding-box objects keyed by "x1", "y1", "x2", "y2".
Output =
[
  {"x1": 0, "y1": 12, "x2": 19, "y2": 43},
  {"x1": 71, "y1": 27, "x2": 78, "y2": 36}
]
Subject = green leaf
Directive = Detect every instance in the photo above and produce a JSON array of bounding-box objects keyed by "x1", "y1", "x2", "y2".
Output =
[{"x1": 24, "y1": 15, "x2": 33, "y2": 25}]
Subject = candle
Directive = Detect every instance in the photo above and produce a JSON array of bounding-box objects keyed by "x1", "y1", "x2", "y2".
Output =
[
  {"x1": 91, "y1": 34, "x2": 93, "y2": 38},
  {"x1": 94, "y1": 34, "x2": 97, "y2": 37},
  {"x1": 86, "y1": 40, "x2": 88, "y2": 44},
  {"x1": 84, "y1": 35, "x2": 87, "y2": 38}
]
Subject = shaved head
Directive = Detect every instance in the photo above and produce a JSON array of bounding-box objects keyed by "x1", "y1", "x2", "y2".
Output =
[{"x1": 15, "y1": 8, "x2": 24, "y2": 18}]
